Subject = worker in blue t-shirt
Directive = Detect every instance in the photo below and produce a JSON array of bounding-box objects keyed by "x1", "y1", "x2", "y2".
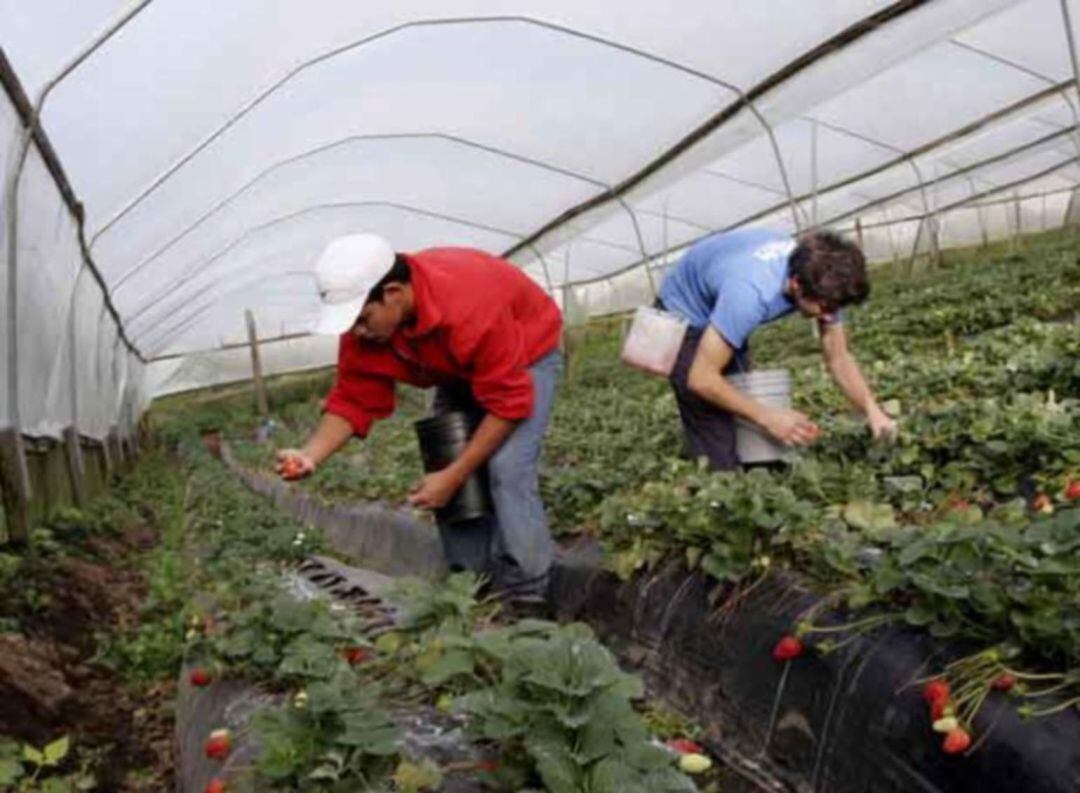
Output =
[{"x1": 657, "y1": 227, "x2": 896, "y2": 470}]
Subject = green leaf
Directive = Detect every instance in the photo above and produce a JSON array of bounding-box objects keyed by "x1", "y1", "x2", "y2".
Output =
[
  {"x1": 0, "y1": 758, "x2": 24, "y2": 785},
  {"x1": 846, "y1": 584, "x2": 876, "y2": 610},
  {"x1": 904, "y1": 605, "x2": 936, "y2": 627},
  {"x1": 843, "y1": 501, "x2": 897, "y2": 535},
  {"x1": 374, "y1": 631, "x2": 404, "y2": 654},
  {"x1": 23, "y1": 745, "x2": 45, "y2": 767},
  {"x1": 41, "y1": 778, "x2": 73, "y2": 793},
  {"x1": 337, "y1": 711, "x2": 401, "y2": 754},
  {"x1": 419, "y1": 648, "x2": 475, "y2": 687},
  {"x1": 897, "y1": 540, "x2": 936, "y2": 567},
  {"x1": 277, "y1": 635, "x2": 340, "y2": 680},
  {"x1": 221, "y1": 627, "x2": 258, "y2": 658},
  {"x1": 43, "y1": 735, "x2": 71, "y2": 766},
  {"x1": 527, "y1": 737, "x2": 581, "y2": 793},
  {"x1": 393, "y1": 758, "x2": 444, "y2": 793}
]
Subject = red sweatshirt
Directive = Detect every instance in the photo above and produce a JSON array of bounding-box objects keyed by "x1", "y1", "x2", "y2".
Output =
[{"x1": 324, "y1": 247, "x2": 562, "y2": 437}]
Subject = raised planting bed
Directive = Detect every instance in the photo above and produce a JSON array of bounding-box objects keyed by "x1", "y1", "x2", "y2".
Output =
[
  {"x1": 218, "y1": 451, "x2": 1080, "y2": 792},
  {"x1": 175, "y1": 560, "x2": 489, "y2": 793}
]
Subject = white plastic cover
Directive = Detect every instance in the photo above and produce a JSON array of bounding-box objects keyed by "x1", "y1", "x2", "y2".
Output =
[{"x1": 2, "y1": 0, "x2": 1080, "y2": 420}]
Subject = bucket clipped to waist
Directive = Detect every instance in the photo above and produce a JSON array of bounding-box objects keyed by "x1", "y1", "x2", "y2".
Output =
[
  {"x1": 414, "y1": 412, "x2": 492, "y2": 524},
  {"x1": 726, "y1": 369, "x2": 793, "y2": 464},
  {"x1": 620, "y1": 306, "x2": 689, "y2": 377}
]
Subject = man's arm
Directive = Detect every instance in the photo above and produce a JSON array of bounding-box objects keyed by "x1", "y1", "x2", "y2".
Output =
[
  {"x1": 405, "y1": 310, "x2": 534, "y2": 510},
  {"x1": 407, "y1": 413, "x2": 520, "y2": 509},
  {"x1": 688, "y1": 326, "x2": 819, "y2": 446},
  {"x1": 275, "y1": 412, "x2": 355, "y2": 478},
  {"x1": 820, "y1": 322, "x2": 896, "y2": 439}
]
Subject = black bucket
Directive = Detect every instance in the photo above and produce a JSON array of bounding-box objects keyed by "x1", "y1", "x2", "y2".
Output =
[{"x1": 414, "y1": 412, "x2": 492, "y2": 524}]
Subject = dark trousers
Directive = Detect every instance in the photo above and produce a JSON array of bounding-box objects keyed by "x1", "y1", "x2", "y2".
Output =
[{"x1": 668, "y1": 325, "x2": 750, "y2": 472}]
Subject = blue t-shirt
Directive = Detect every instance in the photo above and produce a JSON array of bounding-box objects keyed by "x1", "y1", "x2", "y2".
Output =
[{"x1": 659, "y1": 228, "x2": 816, "y2": 349}]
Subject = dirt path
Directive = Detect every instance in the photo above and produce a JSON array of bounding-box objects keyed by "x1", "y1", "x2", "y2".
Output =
[{"x1": 0, "y1": 515, "x2": 175, "y2": 790}]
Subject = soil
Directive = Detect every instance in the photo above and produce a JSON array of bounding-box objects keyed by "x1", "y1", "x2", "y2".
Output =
[{"x1": 0, "y1": 522, "x2": 174, "y2": 791}]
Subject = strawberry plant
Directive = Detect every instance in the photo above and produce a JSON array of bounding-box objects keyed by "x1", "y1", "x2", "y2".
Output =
[{"x1": 458, "y1": 622, "x2": 697, "y2": 793}]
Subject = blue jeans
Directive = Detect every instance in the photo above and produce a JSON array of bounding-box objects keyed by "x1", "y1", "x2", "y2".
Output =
[{"x1": 431, "y1": 350, "x2": 562, "y2": 593}]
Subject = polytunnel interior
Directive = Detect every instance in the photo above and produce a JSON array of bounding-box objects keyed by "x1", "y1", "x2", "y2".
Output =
[{"x1": 2, "y1": 2, "x2": 1080, "y2": 792}]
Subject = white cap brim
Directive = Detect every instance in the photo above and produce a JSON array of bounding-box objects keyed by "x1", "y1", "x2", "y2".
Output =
[{"x1": 313, "y1": 296, "x2": 366, "y2": 335}]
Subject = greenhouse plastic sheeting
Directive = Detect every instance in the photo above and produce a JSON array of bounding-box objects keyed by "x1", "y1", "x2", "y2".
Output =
[
  {"x1": 3, "y1": 0, "x2": 1080, "y2": 421},
  {"x1": 148, "y1": 334, "x2": 339, "y2": 399}
]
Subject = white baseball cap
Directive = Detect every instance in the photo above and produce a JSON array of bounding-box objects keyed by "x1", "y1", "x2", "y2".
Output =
[{"x1": 312, "y1": 233, "x2": 396, "y2": 335}]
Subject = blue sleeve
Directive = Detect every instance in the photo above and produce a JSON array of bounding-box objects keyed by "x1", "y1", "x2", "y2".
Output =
[{"x1": 709, "y1": 283, "x2": 767, "y2": 350}]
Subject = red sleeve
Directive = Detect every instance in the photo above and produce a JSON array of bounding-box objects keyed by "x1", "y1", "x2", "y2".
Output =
[
  {"x1": 460, "y1": 311, "x2": 535, "y2": 420},
  {"x1": 323, "y1": 335, "x2": 396, "y2": 437}
]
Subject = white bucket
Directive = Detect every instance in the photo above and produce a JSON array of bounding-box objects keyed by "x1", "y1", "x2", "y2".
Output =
[
  {"x1": 726, "y1": 369, "x2": 793, "y2": 464},
  {"x1": 620, "y1": 306, "x2": 689, "y2": 377}
]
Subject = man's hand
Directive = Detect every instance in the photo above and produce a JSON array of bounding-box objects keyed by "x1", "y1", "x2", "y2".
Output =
[
  {"x1": 275, "y1": 449, "x2": 316, "y2": 480},
  {"x1": 761, "y1": 408, "x2": 821, "y2": 447},
  {"x1": 408, "y1": 468, "x2": 465, "y2": 510},
  {"x1": 867, "y1": 407, "x2": 898, "y2": 441}
]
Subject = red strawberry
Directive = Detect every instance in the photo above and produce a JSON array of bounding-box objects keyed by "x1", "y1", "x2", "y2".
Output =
[
  {"x1": 930, "y1": 698, "x2": 950, "y2": 721},
  {"x1": 205, "y1": 779, "x2": 226, "y2": 793},
  {"x1": 942, "y1": 727, "x2": 972, "y2": 755},
  {"x1": 204, "y1": 729, "x2": 232, "y2": 760},
  {"x1": 665, "y1": 738, "x2": 704, "y2": 755},
  {"x1": 772, "y1": 636, "x2": 804, "y2": 662},
  {"x1": 342, "y1": 646, "x2": 370, "y2": 666},
  {"x1": 992, "y1": 673, "x2": 1016, "y2": 692},
  {"x1": 189, "y1": 668, "x2": 212, "y2": 687},
  {"x1": 477, "y1": 759, "x2": 500, "y2": 773},
  {"x1": 950, "y1": 499, "x2": 970, "y2": 511},
  {"x1": 281, "y1": 457, "x2": 305, "y2": 479},
  {"x1": 1065, "y1": 481, "x2": 1080, "y2": 502},
  {"x1": 922, "y1": 679, "x2": 950, "y2": 705}
]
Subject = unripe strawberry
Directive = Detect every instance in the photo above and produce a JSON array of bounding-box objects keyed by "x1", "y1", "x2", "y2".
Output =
[
  {"x1": 679, "y1": 753, "x2": 713, "y2": 774},
  {"x1": 933, "y1": 716, "x2": 959, "y2": 734},
  {"x1": 1033, "y1": 493, "x2": 1053, "y2": 514}
]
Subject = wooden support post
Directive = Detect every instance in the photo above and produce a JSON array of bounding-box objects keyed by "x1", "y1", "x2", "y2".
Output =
[
  {"x1": 1012, "y1": 193, "x2": 1023, "y2": 249},
  {"x1": 110, "y1": 428, "x2": 125, "y2": 470},
  {"x1": 854, "y1": 217, "x2": 865, "y2": 251},
  {"x1": 0, "y1": 428, "x2": 32, "y2": 545},
  {"x1": 101, "y1": 431, "x2": 113, "y2": 476},
  {"x1": 930, "y1": 218, "x2": 942, "y2": 268},
  {"x1": 245, "y1": 309, "x2": 269, "y2": 417},
  {"x1": 62, "y1": 426, "x2": 86, "y2": 507}
]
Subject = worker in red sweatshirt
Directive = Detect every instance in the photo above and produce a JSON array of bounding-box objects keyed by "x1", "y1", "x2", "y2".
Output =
[{"x1": 276, "y1": 234, "x2": 563, "y2": 600}]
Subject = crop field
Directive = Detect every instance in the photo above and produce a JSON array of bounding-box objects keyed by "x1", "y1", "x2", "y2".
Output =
[
  {"x1": 2, "y1": 231, "x2": 1078, "y2": 791},
  {"x1": 200, "y1": 231, "x2": 1080, "y2": 680}
]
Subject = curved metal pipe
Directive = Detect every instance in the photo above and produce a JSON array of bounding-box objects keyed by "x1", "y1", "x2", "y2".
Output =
[
  {"x1": 106, "y1": 131, "x2": 612, "y2": 291},
  {"x1": 90, "y1": 14, "x2": 740, "y2": 243},
  {"x1": 123, "y1": 200, "x2": 525, "y2": 336}
]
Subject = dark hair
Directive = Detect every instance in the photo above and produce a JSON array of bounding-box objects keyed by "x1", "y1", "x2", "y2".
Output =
[
  {"x1": 788, "y1": 230, "x2": 869, "y2": 309},
  {"x1": 365, "y1": 254, "x2": 411, "y2": 304}
]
